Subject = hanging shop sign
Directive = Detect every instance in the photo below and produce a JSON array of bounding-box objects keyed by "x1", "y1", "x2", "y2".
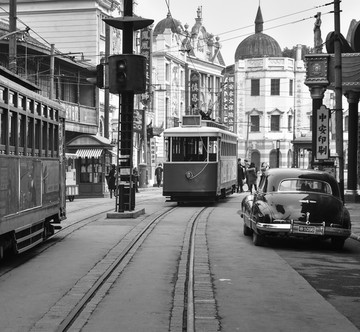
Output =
[
  {"x1": 316, "y1": 105, "x2": 330, "y2": 160},
  {"x1": 222, "y1": 74, "x2": 235, "y2": 132},
  {"x1": 190, "y1": 71, "x2": 200, "y2": 110}
]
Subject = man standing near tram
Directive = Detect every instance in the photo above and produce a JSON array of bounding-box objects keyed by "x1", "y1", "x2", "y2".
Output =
[{"x1": 155, "y1": 163, "x2": 163, "y2": 187}]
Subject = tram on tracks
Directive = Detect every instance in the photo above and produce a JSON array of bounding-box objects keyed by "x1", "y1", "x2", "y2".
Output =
[
  {"x1": 163, "y1": 115, "x2": 238, "y2": 203},
  {"x1": 0, "y1": 73, "x2": 66, "y2": 259}
]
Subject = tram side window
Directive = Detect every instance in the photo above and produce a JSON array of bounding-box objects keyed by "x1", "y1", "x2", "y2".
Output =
[
  {"x1": 27, "y1": 118, "x2": 33, "y2": 150},
  {"x1": 9, "y1": 111, "x2": 16, "y2": 148},
  {"x1": 42, "y1": 122, "x2": 48, "y2": 153},
  {"x1": 35, "y1": 119, "x2": 41, "y2": 151},
  {"x1": 0, "y1": 109, "x2": 6, "y2": 147},
  {"x1": 209, "y1": 138, "x2": 217, "y2": 161},
  {"x1": 19, "y1": 114, "x2": 25, "y2": 150}
]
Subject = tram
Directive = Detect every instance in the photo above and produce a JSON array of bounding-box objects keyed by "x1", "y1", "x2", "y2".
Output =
[
  {"x1": 0, "y1": 73, "x2": 66, "y2": 259},
  {"x1": 163, "y1": 115, "x2": 238, "y2": 203}
]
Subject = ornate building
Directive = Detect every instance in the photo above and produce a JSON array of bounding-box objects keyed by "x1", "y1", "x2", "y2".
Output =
[
  {"x1": 150, "y1": 7, "x2": 225, "y2": 165},
  {"x1": 230, "y1": 5, "x2": 314, "y2": 169}
]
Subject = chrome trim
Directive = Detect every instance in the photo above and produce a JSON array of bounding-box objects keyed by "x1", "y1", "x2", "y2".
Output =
[{"x1": 255, "y1": 222, "x2": 351, "y2": 237}]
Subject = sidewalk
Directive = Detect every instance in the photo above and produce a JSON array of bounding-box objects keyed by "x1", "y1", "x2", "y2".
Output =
[{"x1": 345, "y1": 202, "x2": 360, "y2": 241}]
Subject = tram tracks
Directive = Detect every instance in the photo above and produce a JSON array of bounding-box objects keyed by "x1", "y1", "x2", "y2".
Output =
[
  {"x1": 0, "y1": 196, "x2": 155, "y2": 277},
  {"x1": 30, "y1": 205, "x2": 176, "y2": 332},
  {"x1": 27, "y1": 204, "x2": 220, "y2": 332}
]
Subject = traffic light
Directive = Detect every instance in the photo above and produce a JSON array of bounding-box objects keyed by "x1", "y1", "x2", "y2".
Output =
[
  {"x1": 108, "y1": 54, "x2": 146, "y2": 94},
  {"x1": 146, "y1": 126, "x2": 153, "y2": 141},
  {"x1": 116, "y1": 59, "x2": 127, "y2": 89},
  {"x1": 86, "y1": 64, "x2": 105, "y2": 89},
  {"x1": 96, "y1": 64, "x2": 105, "y2": 89}
]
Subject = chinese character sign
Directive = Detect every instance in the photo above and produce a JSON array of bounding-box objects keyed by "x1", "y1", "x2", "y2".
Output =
[
  {"x1": 316, "y1": 105, "x2": 330, "y2": 160},
  {"x1": 140, "y1": 28, "x2": 152, "y2": 106},
  {"x1": 190, "y1": 72, "x2": 200, "y2": 110},
  {"x1": 222, "y1": 74, "x2": 235, "y2": 132}
]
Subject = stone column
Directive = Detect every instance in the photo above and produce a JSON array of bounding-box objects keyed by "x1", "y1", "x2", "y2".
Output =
[
  {"x1": 309, "y1": 86, "x2": 327, "y2": 166},
  {"x1": 304, "y1": 54, "x2": 330, "y2": 168},
  {"x1": 345, "y1": 91, "x2": 360, "y2": 192}
]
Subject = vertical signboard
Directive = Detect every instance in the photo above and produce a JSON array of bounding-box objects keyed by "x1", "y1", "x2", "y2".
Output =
[
  {"x1": 140, "y1": 27, "x2": 152, "y2": 108},
  {"x1": 222, "y1": 74, "x2": 235, "y2": 132},
  {"x1": 316, "y1": 105, "x2": 330, "y2": 160},
  {"x1": 190, "y1": 71, "x2": 200, "y2": 111}
]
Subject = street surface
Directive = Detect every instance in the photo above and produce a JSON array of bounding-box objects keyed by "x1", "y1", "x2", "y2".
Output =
[{"x1": 0, "y1": 188, "x2": 359, "y2": 331}]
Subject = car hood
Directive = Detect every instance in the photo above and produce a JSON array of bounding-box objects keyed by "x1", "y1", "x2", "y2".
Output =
[{"x1": 257, "y1": 192, "x2": 344, "y2": 225}]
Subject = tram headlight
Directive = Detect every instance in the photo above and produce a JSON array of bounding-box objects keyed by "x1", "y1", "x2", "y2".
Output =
[{"x1": 185, "y1": 171, "x2": 193, "y2": 180}]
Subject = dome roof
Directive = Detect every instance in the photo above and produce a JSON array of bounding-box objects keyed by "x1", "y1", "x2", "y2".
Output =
[
  {"x1": 153, "y1": 11, "x2": 183, "y2": 36},
  {"x1": 234, "y1": 6, "x2": 282, "y2": 61}
]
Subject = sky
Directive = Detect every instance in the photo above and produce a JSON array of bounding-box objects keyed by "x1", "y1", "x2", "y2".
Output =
[{"x1": 134, "y1": 0, "x2": 360, "y2": 65}]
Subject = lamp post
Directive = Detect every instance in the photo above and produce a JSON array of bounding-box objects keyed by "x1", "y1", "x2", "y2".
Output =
[{"x1": 276, "y1": 140, "x2": 280, "y2": 168}]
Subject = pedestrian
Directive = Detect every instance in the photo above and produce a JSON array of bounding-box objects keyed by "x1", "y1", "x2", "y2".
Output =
[
  {"x1": 107, "y1": 164, "x2": 116, "y2": 198},
  {"x1": 246, "y1": 162, "x2": 258, "y2": 194},
  {"x1": 260, "y1": 161, "x2": 269, "y2": 176},
  {"x1": 155, "y1": 163, "x2": 163, "y2": 187},
  {"x1": 133, "y1": 167, "x2": 139, "y2": 193},
  {"x1": 237, "y1": 158, "x2": 245, "y2": 193}
]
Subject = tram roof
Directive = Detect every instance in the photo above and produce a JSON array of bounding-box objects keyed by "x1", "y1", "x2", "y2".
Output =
[{"x1": 163, "y1": 126, "x2": 238, "y2": 138}]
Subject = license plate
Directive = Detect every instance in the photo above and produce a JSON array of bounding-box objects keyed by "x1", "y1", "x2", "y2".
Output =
[
  {"x1": 298, "y1": 226, "x2": 315, "y2": 233},
  {"x1": 291, "y1": 224, "x2": 324, "y2": 235}
]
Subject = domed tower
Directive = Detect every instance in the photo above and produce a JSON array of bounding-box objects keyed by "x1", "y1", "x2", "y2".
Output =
[
  {"x1": 234, "y1": 6, "x2": 282, "y2": 60},
  {"x1": 153, "y1": 11, "x2": 184, "y2": 36}
]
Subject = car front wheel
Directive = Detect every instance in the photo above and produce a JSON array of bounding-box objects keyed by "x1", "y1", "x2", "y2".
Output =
[
  {"x1": 331, "y1": 237, "x2": 345, "y2": 250},
  {"x1": 252, "y1": 231, "x2": 264, "y2": 246},
  {"x1": 243, "y1": 222, "x2": 252, "y2": 236}
]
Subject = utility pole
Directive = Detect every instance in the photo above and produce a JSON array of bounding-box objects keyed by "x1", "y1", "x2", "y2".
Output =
[
  {"x1": 104, "y1": 2, "x2": 153, "y2": 212},
  {"x1": 104, "y1": 24, "x2": 110, "y2": 139},
  {"x1": 9, "y1": 0, "x2": 17, "y2": 72},
  {"x1": 334, "y1": 0, "x2": 344, "y2": 201}
]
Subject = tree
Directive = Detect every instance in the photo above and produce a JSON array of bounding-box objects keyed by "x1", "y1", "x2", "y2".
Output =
[{"x1": 282, "y1": 45, "x2": 312, "y2": 60}]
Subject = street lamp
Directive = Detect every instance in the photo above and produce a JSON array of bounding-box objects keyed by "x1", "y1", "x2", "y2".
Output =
[{"x1": 276, "y1": 140, "x2": 280, "y2": 168}]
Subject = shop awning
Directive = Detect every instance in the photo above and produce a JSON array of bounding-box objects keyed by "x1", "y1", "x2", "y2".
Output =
[
  {"x1": 65, "y1": 153, "x2": 79, "y2": 159},
  {"x1": 76, "y1": 149, "x2": 103, "y2": 158}
]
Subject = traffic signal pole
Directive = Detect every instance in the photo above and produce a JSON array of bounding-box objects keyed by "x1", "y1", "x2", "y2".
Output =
[{"x1": 104, "y1": 2, "x2": 153, "y2": 213}]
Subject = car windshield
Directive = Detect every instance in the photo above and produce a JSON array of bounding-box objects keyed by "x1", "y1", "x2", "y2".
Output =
[{"x1": 278, "y1": 178, "x2": 332, "y2": 194}]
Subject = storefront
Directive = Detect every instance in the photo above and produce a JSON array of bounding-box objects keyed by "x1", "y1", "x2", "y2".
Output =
[{"x1": 66, "y1": 134, "x2": 114, "y2": 198}]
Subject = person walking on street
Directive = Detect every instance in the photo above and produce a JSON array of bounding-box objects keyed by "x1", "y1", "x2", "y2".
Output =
[
  {"x1": 107, "y1": 164, "x2": 116, "y2": 198},
  {"x1": 133, "y1": 167, "x2": 139, "y2": 193},
  {"x1": 155, "y1": 163, "x2": 163, "y2": 187},
  {"x1": 237, "y1": 158, "x2": 245, "y2": 193},
  {"x1": 246, "y1": 162, "x2": 258, "y2": 194}
]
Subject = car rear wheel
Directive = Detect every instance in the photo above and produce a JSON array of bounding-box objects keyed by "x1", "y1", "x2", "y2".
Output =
[
  {"x1": 331, "y1": 237, "x2": 345, "y2": 250},
  {"x1": 252, "y1": 232, "x2": 264, "y2": 246}
]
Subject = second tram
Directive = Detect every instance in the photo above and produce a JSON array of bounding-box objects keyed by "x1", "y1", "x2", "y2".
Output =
[
  {"x1": 163, "y1": 115, "x2": 238, "y2": 203},
  {"x1": 0, "y1": 72, "x2": 66, "y2": 259}
]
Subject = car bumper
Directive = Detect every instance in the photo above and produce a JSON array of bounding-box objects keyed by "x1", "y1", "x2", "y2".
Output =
[{"x1": 256, "y1": 222, "x2": 351, "y2": 238}]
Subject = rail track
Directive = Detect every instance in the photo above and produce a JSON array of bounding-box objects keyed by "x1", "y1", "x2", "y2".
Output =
[{"x1": 22, "y1": 204, "x2": 220, "y2": 332}]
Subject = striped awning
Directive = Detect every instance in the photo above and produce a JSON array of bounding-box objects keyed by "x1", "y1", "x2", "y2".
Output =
[{"x1": 76, "y1": 149, "x2": 103, "y2": 158}]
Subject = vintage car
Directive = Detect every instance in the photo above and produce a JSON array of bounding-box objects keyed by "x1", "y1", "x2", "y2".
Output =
[{"x1": 241, "y1": 168, "x2": 352, "y2": 249}]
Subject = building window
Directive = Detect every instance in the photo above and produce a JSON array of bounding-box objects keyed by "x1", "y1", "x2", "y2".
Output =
[
  {"x1": 270, "y1": 115, "x2": 280, "y2": 131},
  {"x1": 271, "y1": 79, "x2": 280, "y2": 95},
  {"x1": 289, "y1": 79, "x2": 293, "y2": 96},
  {"x1": 165, "y1": 63, "x2": 170, "y2": 82},
  {"x1": 251, "y1": 79, "x2": 260, "y2": 96},
  {"x1": 250, "y1": 115, "x2": 260, "y2": 132},
  {"x1": 344, "y1": 115, "x2": 349, "y2": 131},
  {"x1": 288, "y1": 115, "x2": 293, "y2": 131}
]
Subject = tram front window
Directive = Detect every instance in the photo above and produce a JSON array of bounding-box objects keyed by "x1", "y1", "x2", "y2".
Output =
[{"x1": 170, "y1": 137, "x2": 217, "y2": 162}]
